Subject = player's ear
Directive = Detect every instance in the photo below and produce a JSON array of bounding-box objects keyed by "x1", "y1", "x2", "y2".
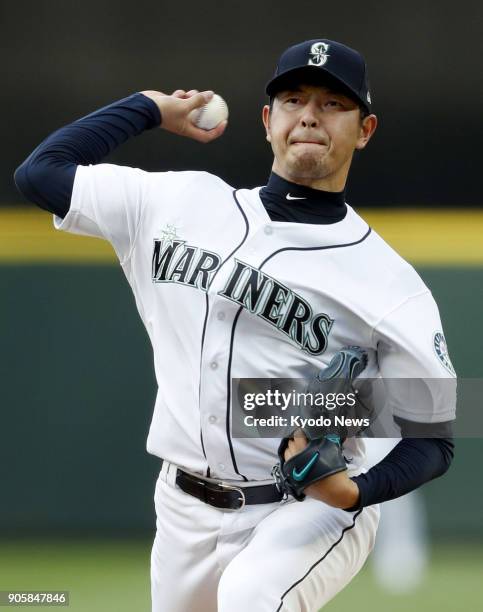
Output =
[
  {"x1": 355, "y1": 114, "x2": 377, "y2": 150},
  {"x1": 262, "y1": 105, "x2": 272, "y2": 143}
]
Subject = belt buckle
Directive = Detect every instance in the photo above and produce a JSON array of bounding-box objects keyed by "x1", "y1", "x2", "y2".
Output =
[{"x1": 219, "y1": 482, "x2": 246, "y2": 511}]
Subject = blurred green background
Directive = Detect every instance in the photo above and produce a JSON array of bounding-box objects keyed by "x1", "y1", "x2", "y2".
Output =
[
  {"x1": 0, "y1": 541, "x2": 481, "y2": 612},
  {"x1": 3, "y1": 1, "x2": 483, "y2": 610}
]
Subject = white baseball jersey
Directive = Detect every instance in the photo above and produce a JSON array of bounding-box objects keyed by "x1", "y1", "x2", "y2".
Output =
[{"x1": 54, "y1": 164, "x2": 456, "y2": 482}]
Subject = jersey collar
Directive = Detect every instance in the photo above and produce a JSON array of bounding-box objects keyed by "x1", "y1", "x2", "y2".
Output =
[{"x1": 259, "y1": 172, "x2": 347, "y2": 224}]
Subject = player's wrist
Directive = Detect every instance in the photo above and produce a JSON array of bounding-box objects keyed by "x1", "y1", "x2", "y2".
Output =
[
  {"x1": 340, "y1": 479, "x2": 360, "y2": 510},
  {"x1": 140, "y1": 91, "x2": 166, "y2": 124},
  {"x1": 304, "y1": 471, "x2": 360, "y2": 509},
  {"x1": 325, "y1": 478, "x2": 360, "y2": 509}
]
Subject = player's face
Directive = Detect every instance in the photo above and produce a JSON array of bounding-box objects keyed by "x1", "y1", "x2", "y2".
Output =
[{"x1": 262, "y1": 83, "x2": 377, "y2": 191}]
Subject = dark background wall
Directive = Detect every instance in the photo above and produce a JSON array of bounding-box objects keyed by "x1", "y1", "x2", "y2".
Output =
[{"x1": 4, "y1": 0, "x2": 483, "y2": 206}]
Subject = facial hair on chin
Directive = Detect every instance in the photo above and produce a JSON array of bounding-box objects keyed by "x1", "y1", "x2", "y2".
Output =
[{"x1": 286, "y1": 152, "x2": 331, "y2": 180}]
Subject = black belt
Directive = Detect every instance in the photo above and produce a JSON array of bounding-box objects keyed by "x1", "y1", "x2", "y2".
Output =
[{"x1": 160, "y1": 460, "x2": 283, "y2": 511}]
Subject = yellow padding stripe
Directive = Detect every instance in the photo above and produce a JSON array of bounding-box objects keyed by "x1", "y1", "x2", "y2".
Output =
[
  {"x1": 1, "y1": 207, "x2": 482, "y2": 265},
  {"x1": 0, "y1": 209, "x2": 115, "y2": 263},
  {"x1": 362, "y1": 209, "x2": 483, "y2": 266}
]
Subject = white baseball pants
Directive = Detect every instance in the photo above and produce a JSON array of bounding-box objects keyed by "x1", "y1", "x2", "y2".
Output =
[{"x1": 151, "y1": 462, "x2": 379, "y2": 612}]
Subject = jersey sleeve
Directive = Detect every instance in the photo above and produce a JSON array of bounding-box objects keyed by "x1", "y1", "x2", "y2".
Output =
[
  {"x1": 373, "y1": 290, "x2": 457, "y2": 423},
  {"x1": 53, "y1": 163, "x2": 150, "y2": 263}
]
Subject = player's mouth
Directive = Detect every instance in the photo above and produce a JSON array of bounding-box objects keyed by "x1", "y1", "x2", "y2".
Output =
[{"x1": 290, "y1": 139, "x2": 328, "y2": 147}]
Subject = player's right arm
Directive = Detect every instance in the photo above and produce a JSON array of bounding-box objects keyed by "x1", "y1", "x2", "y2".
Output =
[{"x1": 14, "y1": 89, "x2": 225, "y2": 217}]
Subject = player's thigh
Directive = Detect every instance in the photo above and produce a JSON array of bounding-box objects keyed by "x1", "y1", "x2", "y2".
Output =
[
  {"x1": 151, "y1": 477, "x2": 222, "y2": 612},
  {"x1": 218, "y1": 498, "x2": 379, "y2": 612}
]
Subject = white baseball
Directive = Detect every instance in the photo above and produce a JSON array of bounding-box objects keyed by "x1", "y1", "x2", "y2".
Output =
[{"x1": 192, "y1": 94, "x2": 228, "y2": 130}]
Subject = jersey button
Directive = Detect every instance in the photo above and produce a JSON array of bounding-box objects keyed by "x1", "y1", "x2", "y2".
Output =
[
  {"x1": 210, "y1": 361, "x2": 218, "y2": 370},
  {"x1": 217, "y1": 311, "x2": 226, "y2": 321},
  {"x1": 208, "y1": 415, "x2": 218, "y2": 424},
  {"x1": 264, "y1": 226, "x2": 273, "y2": 235}
]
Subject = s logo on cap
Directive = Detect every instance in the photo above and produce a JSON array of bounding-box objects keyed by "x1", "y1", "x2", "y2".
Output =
[{"x1": 308, "y1": 42, "x2": 330, "y2": 66}]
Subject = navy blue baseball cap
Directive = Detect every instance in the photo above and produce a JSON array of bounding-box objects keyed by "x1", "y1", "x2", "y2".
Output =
[{"x1": 266, "y1": 39, "x2": 372, "y2": 113}]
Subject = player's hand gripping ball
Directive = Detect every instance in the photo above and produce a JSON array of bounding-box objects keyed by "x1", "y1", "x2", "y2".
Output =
[{"x1": 190, "y1": 94, "x2": 229, "y2": 130}]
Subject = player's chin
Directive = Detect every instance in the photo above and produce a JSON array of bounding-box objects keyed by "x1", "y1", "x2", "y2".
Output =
[
  {"x1": 291, "y1": 143, "x2": 328, "y2": 160},
  {"x1": 287, "y1": 153, "x2": 329, "y2": 178}
]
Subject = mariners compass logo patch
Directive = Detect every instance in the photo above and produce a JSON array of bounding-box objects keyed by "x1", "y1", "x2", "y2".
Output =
[
  {"x1": 433, "y1": 332, "x2": 456, "y2": 376},
  {"x1": 158, "y1": 223, "x2": 179, "y2": 244},
  {"x1": 308, "y1": 42, "x2": 330, "y2": 66}
]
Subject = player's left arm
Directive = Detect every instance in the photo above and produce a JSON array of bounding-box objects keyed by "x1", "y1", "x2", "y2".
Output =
[
  {"x1": 340, "y1": 289, "x2": 457, "y2": 510},
  {"x1": 283, "y1": 290, "x2": 456, "y2": 510},
  {"x1": 283, "y1": 428, "x2": 454, "y2": 510}
]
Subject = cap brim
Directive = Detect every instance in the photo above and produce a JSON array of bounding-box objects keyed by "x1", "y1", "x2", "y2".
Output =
[{"x1": 266, "y1": 66, "x2": 369, "y2": 111}]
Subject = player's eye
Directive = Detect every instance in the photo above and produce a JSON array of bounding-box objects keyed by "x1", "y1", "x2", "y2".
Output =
[
  {"x1": 285, "y1": 96, "x2": 301, "y2": 105},
  {"x1": 325, "y1": 100, "x2": 344, "y2": 109}
]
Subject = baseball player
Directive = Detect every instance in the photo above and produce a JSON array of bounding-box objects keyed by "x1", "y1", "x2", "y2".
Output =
[{"x1": 15, "y1": 39, "x2": 456, "y2": 611}]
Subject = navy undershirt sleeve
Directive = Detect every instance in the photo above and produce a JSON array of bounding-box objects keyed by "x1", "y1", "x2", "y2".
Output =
[
  {"x1": 14, "y1": 93, "x2": 161, "y2": 218},
  {"x1": 347, "y1": 435, "x2": 454, "y2": 511}
]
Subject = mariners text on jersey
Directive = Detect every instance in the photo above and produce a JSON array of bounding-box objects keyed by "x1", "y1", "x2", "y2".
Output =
[{"x1": 151, "y1": 236, "x2": 333, "y2": 356}]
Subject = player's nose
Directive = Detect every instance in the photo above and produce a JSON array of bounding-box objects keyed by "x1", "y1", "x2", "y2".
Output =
[{"x1": 299, "y1": 102, "x2": 319, "y2": 128}]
